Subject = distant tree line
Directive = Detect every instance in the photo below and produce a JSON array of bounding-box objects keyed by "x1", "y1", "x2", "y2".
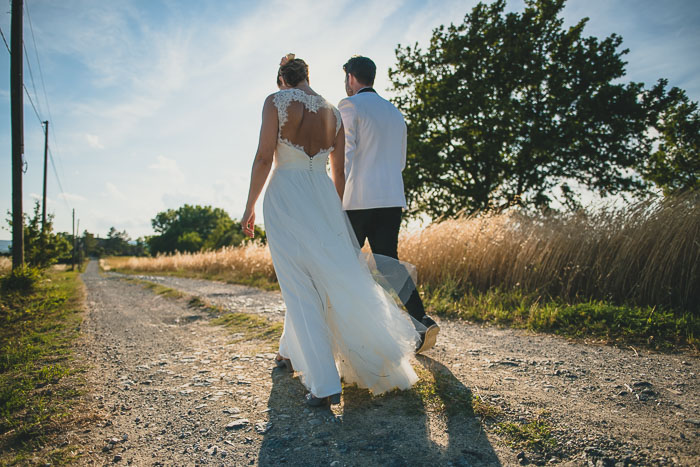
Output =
[
  {"x1": 4, "y1": 201, "x2": 148, "y2": 269},
  {"x1": 147, "y1": 204, "x2": 265, "y2": 255},
  {"x1": 4, "y1": 203, "x2": 262, "y2": 267},
  {"x1": 83, "y1": 227, "x2": 148, "y2": 258}
]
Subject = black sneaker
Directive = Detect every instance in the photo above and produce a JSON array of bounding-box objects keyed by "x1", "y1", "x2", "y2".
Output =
[{"x1": 416, "y1": 315, "x2": 439, "y2": 354}]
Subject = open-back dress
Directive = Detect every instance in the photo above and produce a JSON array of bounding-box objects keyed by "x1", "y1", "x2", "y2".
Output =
[{"x1": 262, "y1": 88, "x2": 420, "y2": 398}]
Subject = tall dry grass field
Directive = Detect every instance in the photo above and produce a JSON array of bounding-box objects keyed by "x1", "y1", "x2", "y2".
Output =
[
  {"x1": 103, "y1": 242, "x2": 276, "y2": 287},
  {"x1": 399, "y1": 192, "x2": 700, "y2": 313},
  {"x1": 0, "y1": 257, "x2": 10, "y2": 275},
  {"x1": 105, "y1": 193, "x2": 699, "y2": 314}
]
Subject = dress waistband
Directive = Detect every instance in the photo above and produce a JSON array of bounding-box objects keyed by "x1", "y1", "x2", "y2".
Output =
[{"x1": 275, "y1": 155, "x2": 328, "y2": 172}]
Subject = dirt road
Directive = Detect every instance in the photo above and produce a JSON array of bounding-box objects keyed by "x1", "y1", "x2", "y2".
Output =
[{"x1": 67, "y1": 261, "x2": 698, "y2": 466}]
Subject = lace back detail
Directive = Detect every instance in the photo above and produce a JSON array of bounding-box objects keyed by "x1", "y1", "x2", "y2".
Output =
[
  {"x1": 273, "y1": 89, "x2": 341, "y2": 158},
  {"x1": 273, "y1": 89, "x2": 324, "y2": 128}
]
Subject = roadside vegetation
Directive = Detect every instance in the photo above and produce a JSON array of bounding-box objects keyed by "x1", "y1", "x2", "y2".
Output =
[
  {"x1": 400, "y1": 193, "x2": 699, "y2": 349},
  {"x1": 102, "y1": 242, "x2": 276, "y2": 290},
  {"x1": 0, "y1": 257, "x2": 10, "y2": 275},
  {"x1": 102, "y1": 192, "x2": 699, "y2": 350},
  {"x1": 0, "y1": 266, "x2": 87, "y2": 465}
]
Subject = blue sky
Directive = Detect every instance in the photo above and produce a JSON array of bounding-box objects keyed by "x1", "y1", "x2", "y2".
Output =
[{"x1": 0, "y1": 0, "x2": 699, "y2": 240}]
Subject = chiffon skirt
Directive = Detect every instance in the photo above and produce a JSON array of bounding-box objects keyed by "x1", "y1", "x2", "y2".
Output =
[{"x1": 263, "y1": 164, "x2": 421, "y2": 398}]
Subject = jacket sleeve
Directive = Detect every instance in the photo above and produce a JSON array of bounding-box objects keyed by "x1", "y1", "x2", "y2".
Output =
[{"x1": 338, "y1": 98, "x2": 357, "y2": 167}]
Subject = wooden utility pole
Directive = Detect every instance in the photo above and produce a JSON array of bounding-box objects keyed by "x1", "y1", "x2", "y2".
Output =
[
  {"x1": 75, "y1": 218, "x2": 80, "y2": 269},
  {"x1": 71, "y1": 208, "x2": 75, "y2": 270},
  {"x1": 10, "y1": 0, "x2": 24, "y2": 269},
  {"x1": 41, "y1": 120, "x2": 49, "y2": 232}
]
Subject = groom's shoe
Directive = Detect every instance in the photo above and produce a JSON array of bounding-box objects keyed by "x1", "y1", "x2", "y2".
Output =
[{"x1": 416, "y1": 315, "x2": 439, "y2": 354}]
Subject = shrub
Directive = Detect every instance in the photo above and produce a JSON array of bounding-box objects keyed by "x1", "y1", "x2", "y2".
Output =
[{"x1": 0, "y1": 266, "x2": 42, "y2": 294}]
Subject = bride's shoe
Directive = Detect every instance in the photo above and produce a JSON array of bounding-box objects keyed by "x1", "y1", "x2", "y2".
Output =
[
  {"x1": 274, "y1": 354, "x2": 293, "y2": 372},
  {"x1": 305, "y1": 392, "x2": 341, "y2": 407}
]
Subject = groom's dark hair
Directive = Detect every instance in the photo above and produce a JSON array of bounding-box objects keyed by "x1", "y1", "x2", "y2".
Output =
[{"x1": 343, "y1": 56, "x2": 376, "y2": 86}]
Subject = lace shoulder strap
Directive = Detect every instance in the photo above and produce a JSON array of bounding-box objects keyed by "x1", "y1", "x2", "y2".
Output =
[
  {"x1": 273, "y1": 89, "x2": 340, "y2": 136},
  {"x1": 272, "y1": 90, "x2": 295, "y2": 131},
  {"x1": 332, "y1": 106, "x2": 342, "y2": 135}
]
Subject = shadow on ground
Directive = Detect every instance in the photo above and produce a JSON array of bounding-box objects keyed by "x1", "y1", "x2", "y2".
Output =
[{"x1": 258, "y1": 355, "x2": 499, "y2": 466}]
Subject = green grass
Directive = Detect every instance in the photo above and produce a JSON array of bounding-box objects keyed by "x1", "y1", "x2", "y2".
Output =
[
  {"x1": 211, "y1": 312, "x2": 283, "y2": 344},
  {"x1": 118, "y1": 275, "x2": 283, "y2": 346},
  {"x1": 496, "y1": 416, "x2": 557, "y2": 454},
  {"x1": 119, "y1": 276, "x2": 186, "y2": 299},
  {"x1": 113, "y1": 267, "x2": 279, "y2": 291},
  {"x1": 422, "y1": 279, "x2": 700, "y2": 350},
  {"x1": 409, "y1": 365, "x2": 473, "y2": 414},
  {"x1": 0, "y1": 267, "x2": 85, "y2": 465}
]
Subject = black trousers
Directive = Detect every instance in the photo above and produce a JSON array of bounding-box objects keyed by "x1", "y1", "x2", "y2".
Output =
[{"x1": 345, "y1": 207, "x2": 426, "y2": 322}]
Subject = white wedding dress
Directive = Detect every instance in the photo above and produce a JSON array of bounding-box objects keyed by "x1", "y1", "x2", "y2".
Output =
[{"x1": 263, "y1": 88, "x2": 421, "y2": 398}]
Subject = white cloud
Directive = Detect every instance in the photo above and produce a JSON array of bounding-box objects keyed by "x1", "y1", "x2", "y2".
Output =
[
  {"x1": 85, "y1": 133, "x2": 104, "y2": 149},
  {"x1": 105, "y1": 182, "x2": 127, "y2": 201},
  {"x1": 148, "y1": 155, "x2": 184, "y2": 182},
  {"x1": 60, "y1": 192, "x2": 86, "y2": 202}
]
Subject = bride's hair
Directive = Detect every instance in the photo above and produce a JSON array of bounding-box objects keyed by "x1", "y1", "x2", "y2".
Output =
[{"x1": 278, "y1": 58, "x2": 309, "y2": 87}]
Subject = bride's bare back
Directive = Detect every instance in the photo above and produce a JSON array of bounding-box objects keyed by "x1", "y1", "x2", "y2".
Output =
[{"x1": 274, "y1": 89, "x2": 341, "y2": 157}]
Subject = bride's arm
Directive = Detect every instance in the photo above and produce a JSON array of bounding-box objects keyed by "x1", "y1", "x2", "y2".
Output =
[
  {"x1": 330, "y1": 123, "x2": 345, "y2": 200},
  {"x1": 241, "y1": 95, "x2": 278, "y2": 238}
]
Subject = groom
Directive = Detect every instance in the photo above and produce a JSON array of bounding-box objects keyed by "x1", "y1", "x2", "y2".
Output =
[{"x1": 338, "y1": 55, "x2": 439, "y2": 354}]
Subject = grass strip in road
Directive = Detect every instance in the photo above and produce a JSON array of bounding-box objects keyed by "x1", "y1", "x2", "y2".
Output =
[
  {"x1": 119, "y1": 276, "x2": 186, "y2": 300},
  {"x1": 117, "y1": 275, "x2": 283, "y2": 345},
  {"x1": 0, "y1": 267, "x2": 86, "y2": 465},
  {"x1": 422, "y1": 280, "x2": 700, "y2": 350},
  {"x1": 108, "y1": 266, "x2": 279, "y2": 291},
  {"x1": 116, "y1": 277, "x2": 224, "y2": 316},
  {"x1": 210, "y1": 313, "x2": 283, "y2": 344}
]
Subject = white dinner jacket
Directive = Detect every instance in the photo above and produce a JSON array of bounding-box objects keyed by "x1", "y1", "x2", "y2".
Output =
[{"x1": 338, "y1": 89, "x2": 408, "y2": 211}]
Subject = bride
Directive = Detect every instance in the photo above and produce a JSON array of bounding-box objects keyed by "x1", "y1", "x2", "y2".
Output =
[{"x1": 241, "y1": 54, "x2": 422, "y2": 407}]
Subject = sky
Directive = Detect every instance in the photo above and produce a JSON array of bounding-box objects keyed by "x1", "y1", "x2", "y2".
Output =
[{"x1": 0, "y1": 0, "x2": 699, "y2": 240}]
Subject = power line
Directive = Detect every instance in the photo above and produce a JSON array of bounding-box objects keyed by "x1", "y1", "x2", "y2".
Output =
[
  {"x1": 48, "y1": 147, "x2": 71, "y2": 211},
  {"x1": 25, "y1": 0, "x2": 52, "y2": 128},
  {"x1": 1, "y1": 29, "x2": 42, "y2": 129},
  {"x1": 0, "y1": 24, "x2": 9, "y2": 54},
  {"x1": 25, "y1": 0, "x2": 68, "y2": 186},
  {"x1": 22, "y1": 82, "x2": 43, "y2": 126},
  {"x1": 3, "y1": 1, "x2": 74, "y2": 215},
  {"x1": 23, "y1": 42, "x2": 44, "y2": 119}
]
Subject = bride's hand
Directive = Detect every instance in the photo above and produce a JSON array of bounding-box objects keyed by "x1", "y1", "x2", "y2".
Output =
[{"x1": 241, "y1": 209, "x2": 256, "y2": 238}]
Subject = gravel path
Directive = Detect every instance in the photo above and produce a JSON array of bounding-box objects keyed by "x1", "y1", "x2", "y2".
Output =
[{"x1": 67, "y1": 261, "x2": 698, "y2": 466}]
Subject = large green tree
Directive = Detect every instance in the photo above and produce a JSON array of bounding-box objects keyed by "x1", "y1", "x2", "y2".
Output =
[
  {"x1": 640, "y1": 82, "x2": 700, "y2": 194},
  {"x1": 389, "y1": 0, "x2": 697, "y2": 218}
]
